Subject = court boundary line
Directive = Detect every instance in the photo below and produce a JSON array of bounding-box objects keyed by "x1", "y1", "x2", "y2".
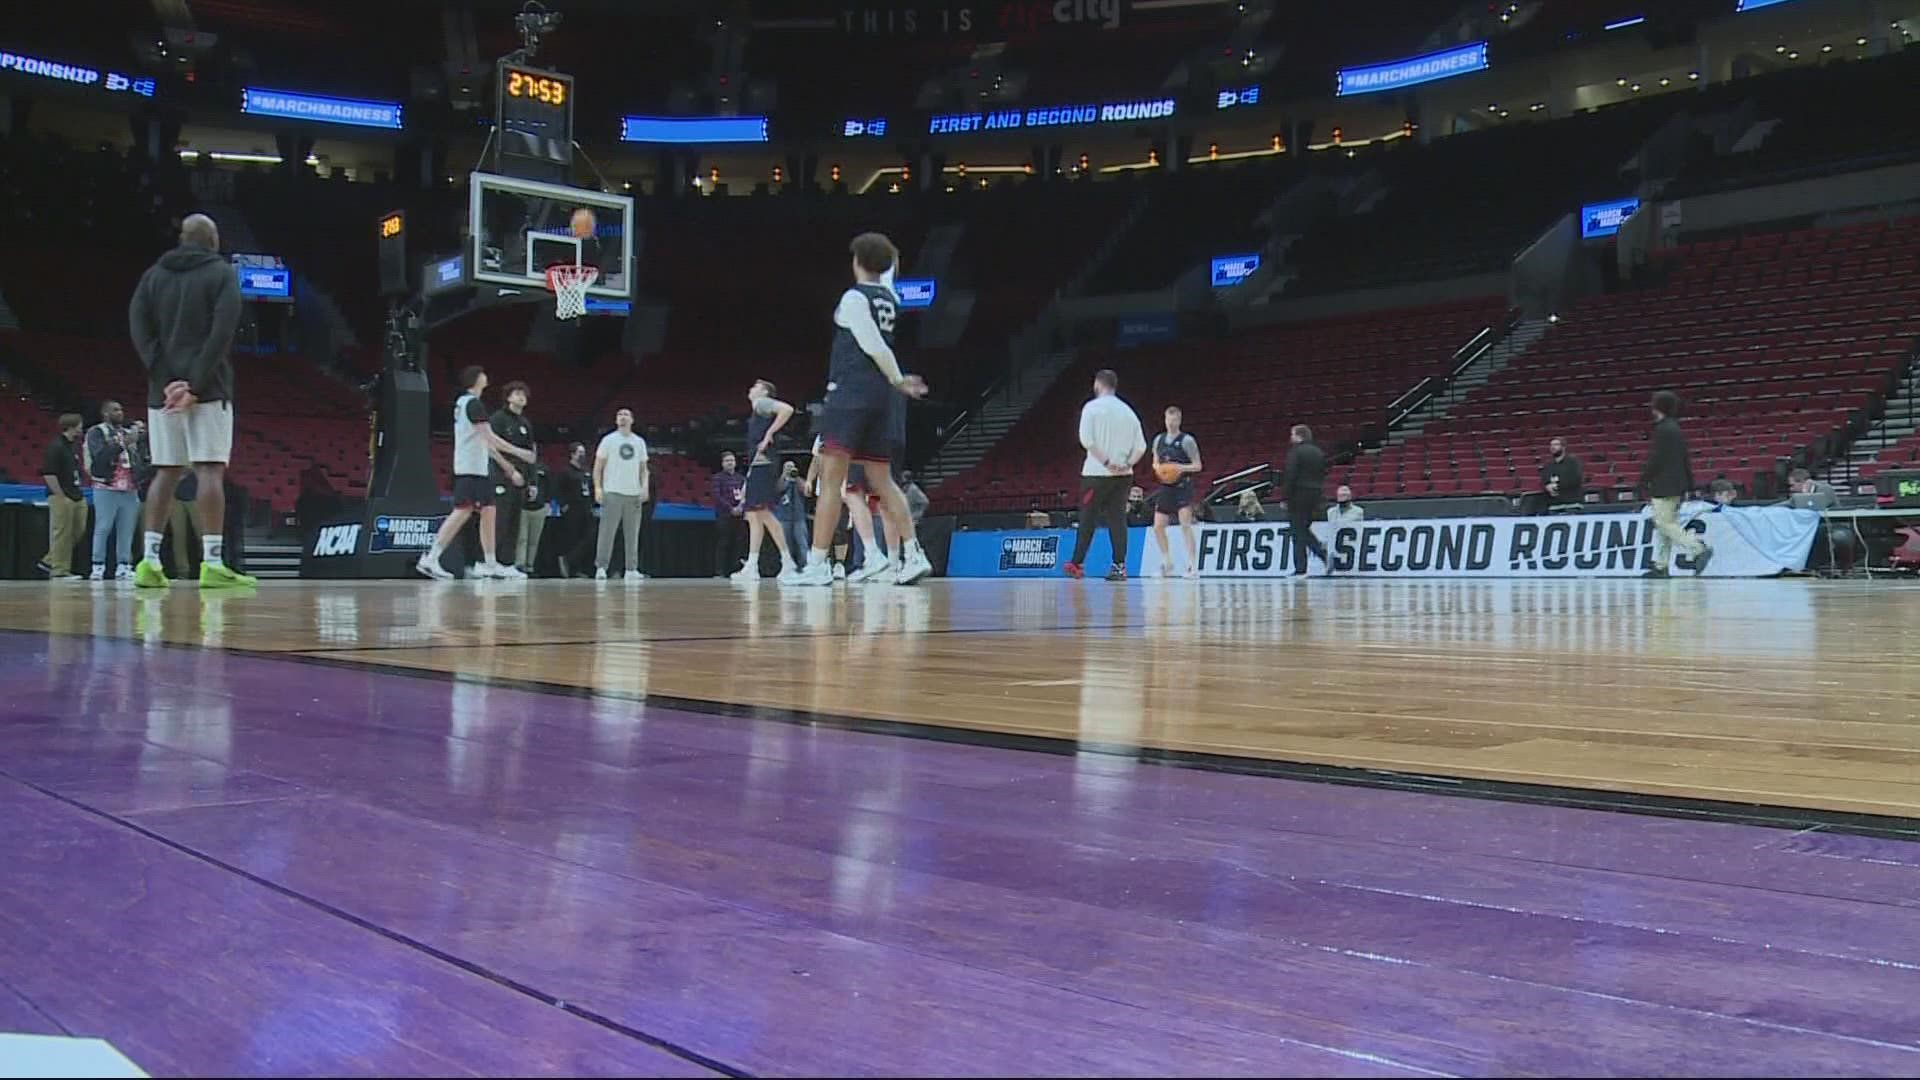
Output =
[
  {"x1": 0, "y1": 770, "x2": 752, "y2": 1079},
  {"x1": 7, "y1": 627, "x2": 1919, "y2": 840}
]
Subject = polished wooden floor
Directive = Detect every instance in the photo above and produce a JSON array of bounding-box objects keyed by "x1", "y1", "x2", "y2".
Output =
[{"x1": 5, "y1": 576, "x2": 1919, "y2": 819}]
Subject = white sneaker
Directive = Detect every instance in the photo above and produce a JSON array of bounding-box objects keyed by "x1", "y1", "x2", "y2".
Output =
[
  {"x1": 729, "y1": 565, "x2": 760, "y2": 583},
  {"x1": 777, "y1": 562, "x2": 801, "y2": 583},
  {"x1": 832, "y1": 562, "x2": 847, "y2": 580},
  {"x1": 470, "y1": 561, "x2": 503, "y2": 579},
  {"x1": 788, "y1": 560, "x2": 836, "y2": 587},
  {"x1": 847, "y1": 556, "x2": 891, "y2": 584},
  {"x1": 896, "y1": 543, "x2": 933, "y2": 585},
  {"x1": 114, "y1": 565, "x2": 134, "y2": 582},
  {"x1": 493, "y1": 564, "x2": 527, "y2": 581},
  {"x1": 415, "y1": 554, "x2": 454, "y2": 580},
  {"x1": 89, "y1": 567, "x2": 105, "y2": 582},
  {"x1": 595, "y1": 568, "x2": 608, "y2": 580},
  {"x1": 623, "y1": 570, "x2": 642, "y2": 582},
  {"x1": 1183, "y1": 565, "x2": 1200, "y2": 579}
]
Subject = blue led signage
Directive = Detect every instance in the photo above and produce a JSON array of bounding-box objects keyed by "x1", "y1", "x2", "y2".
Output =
[
  {"x1": 619, "y1": 115, "x2": 769, "y2": 144},
  {"x1": 241, "y1": 88, "x2": 403, "y2": 129},
  {"x1": 0, "y1": 49, "x2": 154, "y2": 97},
  {"x1": 1336, "y1": 42, "x2": 1489, "y2": 96},
  {"x1": 927, "y1": 97, "x2": 1174, "y2": 135}
]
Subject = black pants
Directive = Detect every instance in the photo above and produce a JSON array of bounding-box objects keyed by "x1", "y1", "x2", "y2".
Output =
[
  {"x1": 559, "y1": 507, "x2": 596, "y2": 575},
  {"x1": 1288, "y1": 494, "x2": 1329, "y2": 574},
  {"x1": 714, "y1": 514, "x2": 744, "y2": 576},
  {"x1": 1071, "y1": 476, "x2": 1131, "y2": 567},
  {"x1": 493, "y1": 494, "x2": 521, "y2": 566}
]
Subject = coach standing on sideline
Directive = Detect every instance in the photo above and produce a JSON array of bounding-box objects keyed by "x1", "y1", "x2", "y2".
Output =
[
  {"x1": 1280, "y1": 424, "x2": 1331, "y2": 576},
  {"x1": 1063, "y1": 368, "x2": 1146, "y2": 581},
  {"x1": 127, "y1": 213, "x2": 254, "y2": 589}
]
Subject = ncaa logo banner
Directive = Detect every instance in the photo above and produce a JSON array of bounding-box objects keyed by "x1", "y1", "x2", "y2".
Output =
[{"x1": 1136, "y1": 507, "x2": 1818, "y2": 579}]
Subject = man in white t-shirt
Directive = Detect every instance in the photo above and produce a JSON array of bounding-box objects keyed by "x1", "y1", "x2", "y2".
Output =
[{"x1": 593, "y1": 407, "x2": 649, "y2": 580}]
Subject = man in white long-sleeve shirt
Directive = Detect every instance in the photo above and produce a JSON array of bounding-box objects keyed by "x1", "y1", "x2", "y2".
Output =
[{"x1": 1065, "y1": 368, "x2": 1146, "y2": 581}]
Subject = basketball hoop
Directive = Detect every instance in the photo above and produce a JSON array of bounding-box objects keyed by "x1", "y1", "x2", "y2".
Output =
[{"x1": 545, "y1": 263, "x2": 599, "y2": 320}]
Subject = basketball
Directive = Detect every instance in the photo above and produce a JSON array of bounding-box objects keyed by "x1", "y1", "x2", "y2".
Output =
[{"x1": 1154, "y1": 462, "x2": 1183, "y2": 485}]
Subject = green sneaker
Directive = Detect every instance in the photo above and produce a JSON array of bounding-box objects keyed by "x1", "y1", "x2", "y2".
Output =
[
  {"x1": 133, "y1": 558, "x2": 171, "y2": 589},
  {"x1": 199, "y1": 562, "x2": 259, "y2": 589}
]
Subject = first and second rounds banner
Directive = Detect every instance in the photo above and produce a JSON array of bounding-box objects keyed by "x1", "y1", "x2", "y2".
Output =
[{"x1": 948, "y1": 506, "x2": 1822, "y2": 579}]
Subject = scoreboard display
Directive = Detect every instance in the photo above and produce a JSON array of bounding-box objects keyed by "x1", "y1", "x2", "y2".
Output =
[{"x1": 496, "y1": 61, "x2": 574, "y2": 178}]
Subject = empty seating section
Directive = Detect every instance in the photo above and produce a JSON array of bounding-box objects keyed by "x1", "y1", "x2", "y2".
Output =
[
  {"x1": 1084, "y1": 159, "x2": 1292, "y2": 294},
  {"x1": 1346, "y1": 219, "x2": 1920, "y2": 499},
  {"x1": 946, "y1": 180, "x2": 1135, "y2": 351},
  {"x1": 0, "y1": 388, "x2": 56, "y2": 486},
  {"x1": 1285, "y1": 103, "x2": 1666, "y2": 296},
  {"x1": 1672, "y1": 48, "x2": 1920, "y2": 196},
  {"x1": 932, "y1": 297, "x2": 1509, "y2": 513}
]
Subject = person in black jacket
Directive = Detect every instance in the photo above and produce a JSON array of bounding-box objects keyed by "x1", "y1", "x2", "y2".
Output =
[
  {"x1": 127, "y1": 213, "x2": 252, "y2": 589},
  {"x1": 556, "y1": 443, "x2": 597, "y2": 578},
  {"x1": 489, "y1": 381, "x2": 538, "y2": 573},
  {"x1": 1540, "y1": 437, "x2": 1585, "y2": 512},
  {"x1": 1640, "y1": 390, "x2": 1713, "y2": 578},
  {"x1": 37, "y1": 413, "x2": 86, "y2": 579},
  {"x1": 1280, "y1": 424, "x2": 1331, "y2": 576}
]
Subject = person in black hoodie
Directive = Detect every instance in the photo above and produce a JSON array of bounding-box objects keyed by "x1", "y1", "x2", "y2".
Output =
[
  {"x1": 1640, "y1": 390, "x2": 1713, "y2": 578},
  {"x1": 127, "y1": 213, "x2": 253, "y2": 589}
]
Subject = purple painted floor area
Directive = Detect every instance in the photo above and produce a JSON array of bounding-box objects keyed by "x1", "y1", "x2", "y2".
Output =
[{"x1": 3, "y1": 638, "x2": 1920, "y2": 1077}]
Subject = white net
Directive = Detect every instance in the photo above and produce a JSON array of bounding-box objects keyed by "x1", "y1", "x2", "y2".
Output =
[{"x1": 545, "y1": 264, "x2": 600, "y2": 320}]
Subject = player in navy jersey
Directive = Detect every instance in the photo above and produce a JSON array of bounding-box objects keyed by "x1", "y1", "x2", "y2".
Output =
[
  {"x1": 1150, "y1": 405, "x2": 1203, "y2": 578},
  {"x1": 790, "y1": 233, "x2": 934, "y2": 586},
  {"x1": 732, "y1": 379, "x2": 801, "y2": 582}
]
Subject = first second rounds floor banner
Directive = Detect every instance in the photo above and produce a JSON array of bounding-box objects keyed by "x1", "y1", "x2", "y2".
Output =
[{"x1": 942, "y1": 504, "x2": 1820, "y2": 579}]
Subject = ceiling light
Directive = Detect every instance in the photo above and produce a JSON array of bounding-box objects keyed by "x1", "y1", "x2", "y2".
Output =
[
  {"x1": 1658, "y1": 77, "x2": 1670, "y2": 86},
  {"x1": 1615, "y1": 77, "x2": 1628, "y2": 86},
  {"x1": 1688, "y1": 71, "x2": 1700, "y2": 80},
  {"x1": 1774, "y1": 44, "x2": 1787, "y2": 53}
]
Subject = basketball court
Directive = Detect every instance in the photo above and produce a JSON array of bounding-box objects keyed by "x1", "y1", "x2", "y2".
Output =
[{"x1": 3, "y1": 577, "x2": 1918, "y2": 1075}]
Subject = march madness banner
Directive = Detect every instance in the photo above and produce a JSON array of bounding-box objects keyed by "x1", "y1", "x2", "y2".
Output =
[{"x1": 1136, "y1": 505, "x2": 1819, "y2": 579}]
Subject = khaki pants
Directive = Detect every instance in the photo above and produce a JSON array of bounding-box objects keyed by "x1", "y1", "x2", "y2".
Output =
[
  {"x1": 516, "y1": 506, "x2": 546, "y2": 573},
  {"x1": 1650, "y1": 495, "x2": 1705, "y2": 570},
  {"x1": 46, "y1": 492, "x2": 86, "y2": 576},
  {"x1": 596, "y1": 492, "x2": 643, "y2": 573}
]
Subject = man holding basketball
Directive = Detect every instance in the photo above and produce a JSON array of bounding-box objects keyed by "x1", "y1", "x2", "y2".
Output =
[
  {"x1": 1150, "y1": 405, "x2": 1202, "y2": 578},
  {"x1": 128, "y1": 213, "x2": 254, "y2": 589}
]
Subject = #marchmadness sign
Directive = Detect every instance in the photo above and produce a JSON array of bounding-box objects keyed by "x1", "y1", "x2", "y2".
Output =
[{"x1": 1133, "y1": 506, "x2": 1821, "y2": 579}]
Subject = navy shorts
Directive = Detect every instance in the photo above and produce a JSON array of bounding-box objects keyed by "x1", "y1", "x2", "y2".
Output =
[
  {"x1": 816, "y1": 399, "x2": 892, "y2": 465},
  {"x1": 1153, "y1": 482, "x2": 1195, "y2": 516},
  {"x1": 452, "y1": 474, "x2": 492, "y2": 510},
  {"x1": 742, "y1": 462, "x2": 779, "y2": 511}
]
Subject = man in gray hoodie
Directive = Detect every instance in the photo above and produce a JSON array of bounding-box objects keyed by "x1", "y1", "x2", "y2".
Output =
[{"x1": 127, "y1": 213, "x2": 254, "y2": 589}]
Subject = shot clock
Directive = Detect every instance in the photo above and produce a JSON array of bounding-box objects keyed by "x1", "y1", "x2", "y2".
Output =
[{"x1": 495, "y1": 61, "x2": 574, "y2": 179}]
